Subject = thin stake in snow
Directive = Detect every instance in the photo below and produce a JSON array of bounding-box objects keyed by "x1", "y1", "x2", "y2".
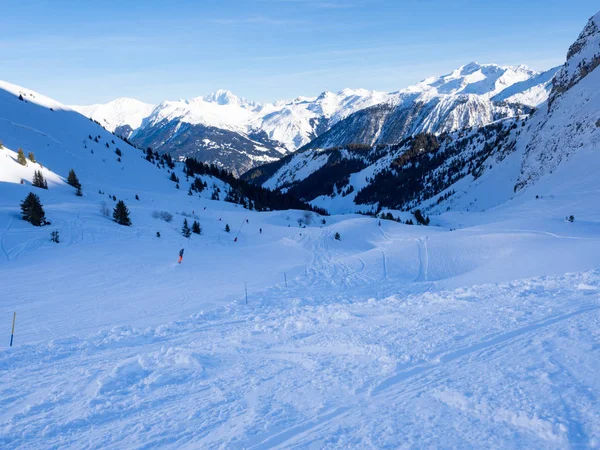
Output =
[
  {"x1": 234, "y1": 217, "x2": 248, "y2": 242},
  {"x1": 245, "y1": 282, "x2": 248, "y2": 305},
  {"x1": 10, "y1": 312, "x2": 16, "y2": 347},
  {"x1": 284, "y1": 272, "x2": 287, "y2": 287}
]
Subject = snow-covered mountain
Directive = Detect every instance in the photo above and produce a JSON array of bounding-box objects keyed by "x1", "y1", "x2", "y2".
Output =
[
  {"x1": 71, "y1": 64, "x2": 552, "y2": 176},
  {"x1": 246, "y1": 14, "x2": 599, "y2": 217},
  {"x1": 71, "y1": 88, "x2": 390, "y2": 175},
  {"x1": 302, "y1": 62, "x2": 557, "y2": 151},
  {"x1": 71, "y1": 97, "x2": 154, "y2": 139}
]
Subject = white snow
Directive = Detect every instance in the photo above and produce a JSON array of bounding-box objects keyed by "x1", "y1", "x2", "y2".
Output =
[
  {"x1": 2, "y1": 14, "x2": 600, "y2": 447},
  {"x1": 71, "y1": 97, "x2": 154, "y2": 133}
]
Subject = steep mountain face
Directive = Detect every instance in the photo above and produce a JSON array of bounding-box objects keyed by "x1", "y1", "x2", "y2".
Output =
[
  {"x1": 302, "y1": 63, "x2": 551, "y2": 151},
  {"x1": 515, "y1": 11, "x2": 600, "y2": 191},
  {"x1": 130, "y1": 119, "x2": 286, "y2": 177},
  {"x1": 244, "y1": 120, "x2": 523, "y2": 214},
  {"x1": 247, "y1": 12, "x2": 600, "y2": 216}
]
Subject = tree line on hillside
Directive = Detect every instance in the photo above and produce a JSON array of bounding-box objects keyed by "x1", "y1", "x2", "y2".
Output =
[{"x1": 183, "y1": 158, "x2": 327, "y2": 214}]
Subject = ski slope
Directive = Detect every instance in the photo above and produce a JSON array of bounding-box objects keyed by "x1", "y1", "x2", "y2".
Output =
[
  {"x1": 2, "y1": 45, "x2": 600, "y2": 448},
  {"x1": 2, "y1": 182, "x2": 600, "y2": 448}
]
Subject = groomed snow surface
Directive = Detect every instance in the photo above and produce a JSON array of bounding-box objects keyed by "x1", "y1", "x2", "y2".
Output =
[{"x1": 1, "y1": 184, "x2": 600, "y2": 448}]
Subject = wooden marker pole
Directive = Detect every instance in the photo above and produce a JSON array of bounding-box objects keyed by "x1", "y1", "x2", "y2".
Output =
[
  {"x1": 245, "y1": 283, "x2": 248, "y2": 305},
  {"x1": 284, "y1": 272, "x2": 287, "y2": 287},
  {"x1": 10, "y1": 312, "x2": 16, "y2": 347}
]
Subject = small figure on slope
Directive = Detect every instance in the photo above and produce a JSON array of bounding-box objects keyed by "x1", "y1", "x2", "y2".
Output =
[{"x1": 179, "y1": 248, "x2": 185, "y2": 264}]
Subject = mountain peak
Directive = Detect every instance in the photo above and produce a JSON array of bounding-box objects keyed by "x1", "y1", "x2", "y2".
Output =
[{"x1": 202, "y1": 89, "x2": 259, "y2": 108}]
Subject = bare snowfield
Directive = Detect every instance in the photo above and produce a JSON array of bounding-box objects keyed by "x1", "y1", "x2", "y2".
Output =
[{"x1": 1, "y1": 185, "x2": 600, "y2": 448}]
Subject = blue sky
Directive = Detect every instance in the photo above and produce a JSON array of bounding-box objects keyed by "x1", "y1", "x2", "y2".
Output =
[{"x1": 2, "y1": 0, "x2": 597, "y2": 104}]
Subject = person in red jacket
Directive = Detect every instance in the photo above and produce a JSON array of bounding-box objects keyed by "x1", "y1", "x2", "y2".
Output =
[{"x1": 178, "y1": 248, "x2": 184, "y2": 264}]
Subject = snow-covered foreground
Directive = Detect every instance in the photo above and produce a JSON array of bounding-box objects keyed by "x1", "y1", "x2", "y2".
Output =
[{"x1": 2, "y1": 191, "x2": 600, "y2": 448}]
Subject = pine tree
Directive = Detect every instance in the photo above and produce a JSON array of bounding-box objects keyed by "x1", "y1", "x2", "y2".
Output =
[
  {"x1": 50, "y1": 230, "x2": 60, "y2": 243},
  {"x1": 334, "y1": 232, "x2": 341, "y2": 241},
  {"x1": 182, "y1": 219, "x2": 191, "y2": 238},
  {"x1": 21, "y1": 192, "x2": 47, "y2": 226},
  {"x1": 192, "y1": 220, "x2": 201, "y2": 235},
  {"x1": 225, "y1": 224, "x2": 230, "y2": 233},
  {"x1": 17, "y1": 148, "x2": 27, "y2": 165},
  {"x1": 112, "y1": 200, "x2": 132, "y2": 226},
  {"x1": 75, "y1": 186, "x2": 82, "y2": 197},
  {"x1": 135, "y1": 194, "x2": 140, "y2": 201},
  {"x1": 67, "y1": 169, "x2": 81, "y2": 189},
  {"x1": 27, "y1": 151, "x2": 36, "y2": 163},
  {"x1": 156, "y1": 231, "x2": 161, "y2": 238},
  {"x1": 32, "y1": 170, "x2": 48, "y2": 189}
]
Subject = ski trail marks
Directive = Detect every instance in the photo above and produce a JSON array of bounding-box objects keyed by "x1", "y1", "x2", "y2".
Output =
[
  {"x1": 415, "y1": 237, "x2": 429, "y2": 282},
  {"x1": 0, "y1": 217, "x2": 13, "y2": 261},
  {"x1": 257, "y1": 304, "x2": 600, "y2": 449},
  {"x1": 370, "y1": 304, "x2": 600, "y2": 397}
]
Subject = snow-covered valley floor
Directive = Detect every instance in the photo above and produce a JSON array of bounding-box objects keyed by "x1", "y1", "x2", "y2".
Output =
[{"x1": 1, "y1": 189, "x2": 600, "y2": 449}]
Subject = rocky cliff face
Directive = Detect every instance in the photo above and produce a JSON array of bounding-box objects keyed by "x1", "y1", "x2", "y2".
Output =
[
  {"x1": 549, "y1": 12, "x2": 600, "y2": 109},
  {"x1": 515, "y1": 12, "x2": 600, "y2": 191}
]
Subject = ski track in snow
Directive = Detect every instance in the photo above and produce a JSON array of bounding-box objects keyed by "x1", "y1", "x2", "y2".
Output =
[{"x1": 0, "y1": 217, "x2": 13, "y2": 261}]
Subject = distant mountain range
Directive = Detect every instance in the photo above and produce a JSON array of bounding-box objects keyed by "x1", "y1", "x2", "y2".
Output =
[
  {"x1": 71, "y1": 63, "x2": 558, "y2": 175},
  {"x1": 1, "y1": 10, "x2": 598, "y2": 220},
  {"x1": 243, "y1": 12, "x2": 600, "y2": 215}
]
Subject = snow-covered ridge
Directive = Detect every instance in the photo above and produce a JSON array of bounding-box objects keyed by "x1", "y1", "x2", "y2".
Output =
[
  {"x1": 71, "y1": 97, "x2": 154, "y2": 135},
  {"x1": 401, "y1": 62, "x2": 539, "y2": 100}
]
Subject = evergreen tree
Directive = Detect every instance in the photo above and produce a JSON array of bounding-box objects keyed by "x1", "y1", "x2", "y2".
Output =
[
  {"x1": 112, "y1": 200, "x2": 132, "y2": 226},
  {"x1": 67, "y1": 169, "x2": 81, "y2": 189},
  {"x1": 156, "y1": 231, "x2": 161, "y2": 238},
  {"x1": 135, "y1": 194, "x2": 140, "y2": 201},
  {"x1": 75, "y1": 186, "x2": 82, "y2": 197},
  {"x1": 170, "y1": 172, "x2": 179, "y2": 182},
  {"x1": 225, "y1": 224, "x2": 230, "y2": 233},
  {"x1": 20, "y1": 192, "x2": 47, "y2": 226},
  {"x1": 27, "y1": 151, "x2": 36, "y2": 163},
  {"x1": 182, "y1": 219, "x2": 191, "y2": 238},
  {"x1": 192, "y1": 220, "x2": 201, "y2": 235},
  {"x1": 50, "y1": 230, "x2": 60, "y2": 243},
  {"x1": 17, "y1": 148, "x2": 27, "y2": 165},
  {"x1": 334, "y1": 232, "x2": 341, "y2": 241},
  {"x1": 32, "y1": 170, "x2": 48, "y2": 189}
]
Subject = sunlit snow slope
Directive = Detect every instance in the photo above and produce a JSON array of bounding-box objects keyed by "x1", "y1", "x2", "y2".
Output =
[{"x1": 1, "y1": 11, "x2": 600, "y2": 449}]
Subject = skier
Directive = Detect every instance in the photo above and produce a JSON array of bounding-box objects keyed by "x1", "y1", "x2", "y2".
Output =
[
  {"x1": 178, "y1": 248, "x2": 184, "y2": 264},
  {"x1": 259, "y1": 228, "x2": 262, "y2": 234},
  {"x1": 246, "y1": 219, "x2": 249, "y2": 224}
]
